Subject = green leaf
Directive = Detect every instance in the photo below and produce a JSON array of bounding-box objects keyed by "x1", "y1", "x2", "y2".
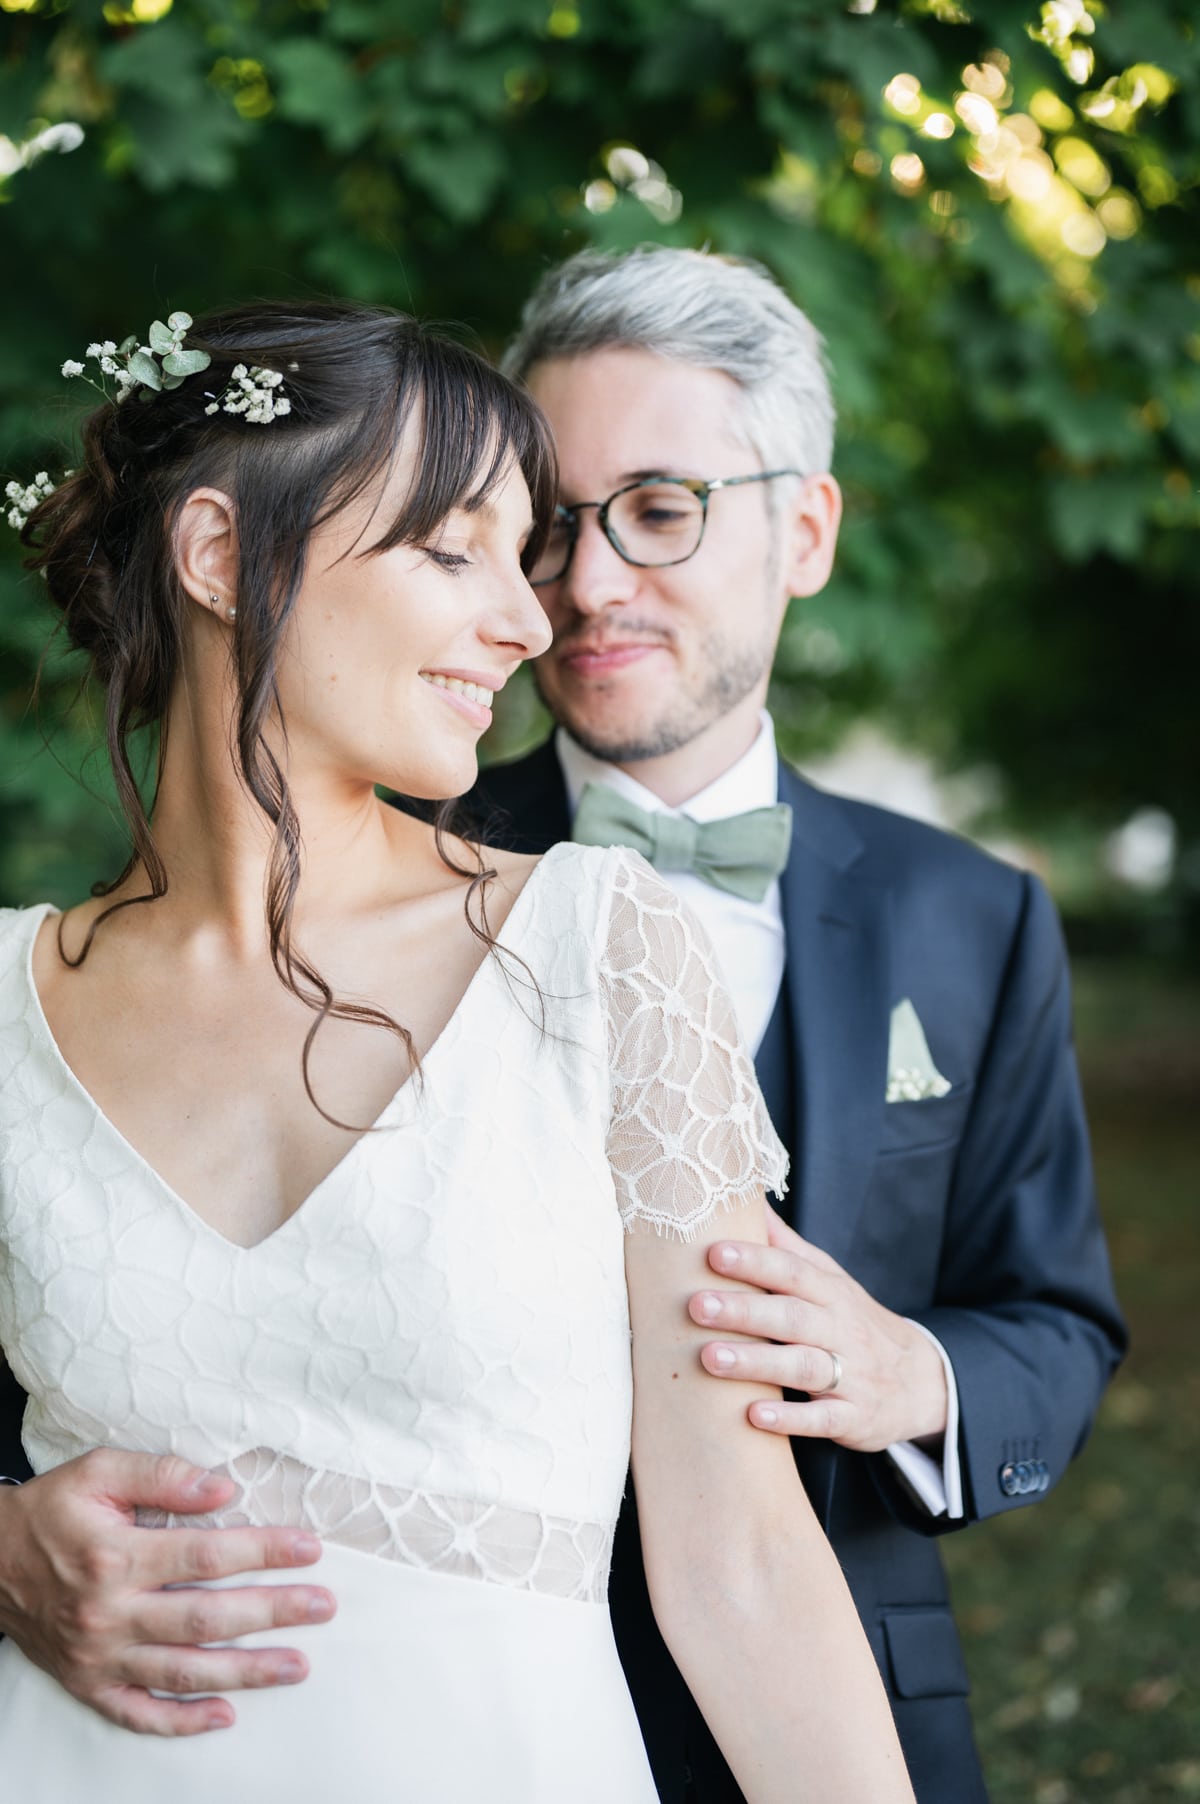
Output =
[
  {"x1": 148, "y1": 320, "x2": 175, "y2": 354},
  {"x1": 272, "y1": 39, "x2": 370, "y2": 152},
  {"x1": 121, "y1": 96, "x2": 246, "y2": 193},
  {"x1": 125, "y1": 351, "x2": 162, "y2": 391},
  {"x1": 1048, "y1": 473, "x2": 1157, "y2": 560},
  {"x1": 1027, "y1": 377, "x2": 1150, "y2": 464},
  {"x1": 403, "y1": 132, "x2": 506, "y2": 224},
  {"x1": 161, "y1": 349, "x2": 210, "y2": 377},
  {"x1": 166, "y1": 311, "x2": 192, "y2": 332}
]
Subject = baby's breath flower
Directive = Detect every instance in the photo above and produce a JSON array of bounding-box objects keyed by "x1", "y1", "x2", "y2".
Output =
[
  {"x1": 207, "y1": 363, "x2": 291, "y2": 423},
  {"x1": 61, "y1": 359, "x2": 85, "y2": 378},
  {"x1": 4, "y1": 470, "x2": 57, "y2": 531}
]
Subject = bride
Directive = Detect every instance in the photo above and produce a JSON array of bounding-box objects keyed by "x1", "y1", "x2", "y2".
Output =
[{"x1": 0, "y1": 299, "x2": 914, "y2": 1801}]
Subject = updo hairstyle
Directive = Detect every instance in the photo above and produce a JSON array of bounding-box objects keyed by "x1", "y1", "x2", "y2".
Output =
[{"x1": 19, "y1": 298, "x2": 557, "y2": 1120}]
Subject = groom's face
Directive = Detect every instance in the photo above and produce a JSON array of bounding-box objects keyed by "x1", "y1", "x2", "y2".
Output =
[{"x1": 523, "y1": 348, "x2": 800, "y2": 771}]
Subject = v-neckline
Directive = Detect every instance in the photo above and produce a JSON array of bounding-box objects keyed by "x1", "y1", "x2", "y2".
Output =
[{"x1": 21, "y1": 844, "x2": 570, "y2": 1254}]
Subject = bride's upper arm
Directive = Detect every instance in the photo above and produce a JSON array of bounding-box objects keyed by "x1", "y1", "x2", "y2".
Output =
[
  {"x1": 599, "y1": 851, "x2": 802, "y2": 1580},
  {"x1": 623, "y1": 1193, "x2": 809, "y2": 1597}
]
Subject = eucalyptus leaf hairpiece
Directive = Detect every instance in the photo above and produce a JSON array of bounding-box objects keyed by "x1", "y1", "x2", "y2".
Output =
[
  {"x1": 59, "y1": 310, "x2": 293, "y2": 424},
  {"x1": 63, "y1": 311, "x2": 211, "y2": 404},
  {"x1": 5, "y1": 310, "x2": 296, "y2": 538}
]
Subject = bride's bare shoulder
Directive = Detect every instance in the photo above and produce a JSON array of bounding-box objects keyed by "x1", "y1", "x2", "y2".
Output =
[{"x1": 480, "y1": 846, "x2": 546, "y2": 918}]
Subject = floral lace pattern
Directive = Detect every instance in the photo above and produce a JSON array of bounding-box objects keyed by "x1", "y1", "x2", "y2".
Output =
[
  {"x1": 600, "y1": 854, "x2": 789, "y2": 1239},
  {"x1": 139, "y1": 1448, "x2": 615, "y2": 1602}
]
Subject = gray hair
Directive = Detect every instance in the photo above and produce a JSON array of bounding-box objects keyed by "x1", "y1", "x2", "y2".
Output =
[{"x1": 501, "y1": 243, "x2": 835, "y2": 475}]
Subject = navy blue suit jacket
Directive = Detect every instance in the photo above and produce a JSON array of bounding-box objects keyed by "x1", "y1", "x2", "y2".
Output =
[{"x1": 465, "y1": 737, "x2": 1127, "y2": 1804}]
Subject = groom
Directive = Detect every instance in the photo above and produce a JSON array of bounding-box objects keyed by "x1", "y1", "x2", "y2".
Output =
[{"x1": 464, "y1": 245, "x2": 1126, "y2": 1803}]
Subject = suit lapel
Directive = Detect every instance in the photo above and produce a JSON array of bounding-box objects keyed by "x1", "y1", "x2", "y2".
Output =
[{"x1": 777, "y1": 767, "x2": 892, "y2": 1271}]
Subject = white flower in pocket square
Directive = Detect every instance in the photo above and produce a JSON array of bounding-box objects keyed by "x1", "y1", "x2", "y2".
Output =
[{"x1": 886, "y1": 999, "x2": 952, "y2": 1102}]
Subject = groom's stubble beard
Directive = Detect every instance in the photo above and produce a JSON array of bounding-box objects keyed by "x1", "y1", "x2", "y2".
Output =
[{"x1": 532, "y1": 613, "x2": 775, "y2": 767}]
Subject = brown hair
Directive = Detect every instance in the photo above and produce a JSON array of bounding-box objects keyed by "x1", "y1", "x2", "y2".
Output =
[{"x1": 19, "y1": 298, "x2": 556, "y2": 1122}]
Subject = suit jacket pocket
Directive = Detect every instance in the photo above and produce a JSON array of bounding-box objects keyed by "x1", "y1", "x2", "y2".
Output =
[
  {"x1": 881, "y1": 1605, "x2": 971, "y2": 1700},
  {"x1": 878, "y1": 1080, "x2": 974, "y2": 1157}
]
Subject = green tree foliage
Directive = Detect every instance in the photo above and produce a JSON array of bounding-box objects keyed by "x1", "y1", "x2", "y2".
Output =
[{"x1": 0, "y1": 0, "x2": 1196, "y2": 906}]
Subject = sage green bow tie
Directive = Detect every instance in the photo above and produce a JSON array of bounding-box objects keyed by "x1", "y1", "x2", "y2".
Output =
[{"x1": 571, "y1": 783, "x2": 792, "y2": 903}]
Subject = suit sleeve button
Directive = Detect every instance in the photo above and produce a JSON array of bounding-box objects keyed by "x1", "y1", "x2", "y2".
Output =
[{"x1": 999, "y1": 1462, "x2": 1020, "y2": 1496}]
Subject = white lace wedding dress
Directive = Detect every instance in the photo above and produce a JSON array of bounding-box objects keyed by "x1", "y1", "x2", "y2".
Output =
[{"x1": 0, "y1": 844, "x2": 786, "y2": 1802}]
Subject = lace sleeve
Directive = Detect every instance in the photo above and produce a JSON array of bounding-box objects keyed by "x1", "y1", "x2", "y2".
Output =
[{"x1": 598, "y1": 851, "x2": 789, "y2": 1241}]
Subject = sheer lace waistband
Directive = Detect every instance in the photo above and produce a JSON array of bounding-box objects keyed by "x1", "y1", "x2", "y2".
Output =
[{"x1": 138, "y1": 1448, "x2": 615, "y2": 1604}]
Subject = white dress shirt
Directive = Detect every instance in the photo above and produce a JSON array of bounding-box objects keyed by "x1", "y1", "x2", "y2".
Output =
[{"x1": 557, "y1": 717, "x2": 963, "y2": 1518}]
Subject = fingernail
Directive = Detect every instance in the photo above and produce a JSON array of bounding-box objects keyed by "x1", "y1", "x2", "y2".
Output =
[
  {"x1": 714, "y1": 1244, "x2": 739, "y2": 1268},
  {"x1": 710, "y1": 1346, "x2": 736, "y2": 1371},
  {"x1": 183, "y1": 1472, "x2": 226, "y2": 1499},
  {"x1": 279, "y1": 1658, "x2": 306, "y2": 1684},
  {"x1": 698, "y1": 1294, "x2": 722, "y2": 1322},
  {"x1": 292, "y1": 1535, "x2": 322, "y2": 1562},
  {"x1": 207, "y1": 1711, "x2": 232, "y2": 1730},
  {"x1": 754, "y1": 1405, "x2": 778, "y2": 1427},
  {"x1": 308, "y1": 1594, "x2": 334, "y2": 1621}
]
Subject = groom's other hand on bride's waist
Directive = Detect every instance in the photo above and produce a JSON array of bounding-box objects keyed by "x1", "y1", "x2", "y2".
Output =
[
  {"x1": 0, "y1": 1448, "x2": 336, "y2": 1734},
  {"x1": 689, "y1": 1208, "x2": 949, "y2": 1453}
]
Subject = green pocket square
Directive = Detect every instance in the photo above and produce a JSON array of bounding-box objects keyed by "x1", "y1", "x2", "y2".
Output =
[{"x1": 885, "y1": 999, "x2": 952, "y2": 1102}]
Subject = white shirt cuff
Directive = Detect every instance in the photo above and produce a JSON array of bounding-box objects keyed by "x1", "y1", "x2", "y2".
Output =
[{"x1": 884, "y1": 1322, "x2": 964, "y2": 1519}]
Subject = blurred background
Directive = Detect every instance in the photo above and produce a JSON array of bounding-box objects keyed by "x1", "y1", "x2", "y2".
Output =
[{"x1": 0, "y1": 0, "x2": 1196, "y2": 1795}]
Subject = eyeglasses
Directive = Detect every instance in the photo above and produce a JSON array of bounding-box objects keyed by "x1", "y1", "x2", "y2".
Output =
[{"x1": 528, "y1": 470, "x2": 804, "y2": 587}]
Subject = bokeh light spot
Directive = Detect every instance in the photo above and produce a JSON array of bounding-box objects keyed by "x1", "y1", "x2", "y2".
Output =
[
  {"x1": 1060, "y1": 211, "x2": 1106, "y2": 257},
  {"x1": 890, "y1": 152, "x2": 925, "y2": 192},
  {"x1": 1096, "y1": 192, "x2": 1141, "y2": 239},
  {"x1": 884, "y1": 74, "x2": 923, "y2": 117}
]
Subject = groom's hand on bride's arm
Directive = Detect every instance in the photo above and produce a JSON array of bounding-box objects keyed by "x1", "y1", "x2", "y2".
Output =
[
  {"x1": 0, "y1": 1449, "x2": 335, "y2": 1734},
  {"x1": 688, "y1": 1206, "x2": 949, "y2": 1453}
]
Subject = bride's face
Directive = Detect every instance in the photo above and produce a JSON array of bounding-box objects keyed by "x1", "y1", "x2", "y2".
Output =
[{"x1": 275, "y1": 447, "x2": 551, "y2": 802}]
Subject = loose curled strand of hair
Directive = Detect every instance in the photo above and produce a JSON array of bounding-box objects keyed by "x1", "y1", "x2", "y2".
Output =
[{"x1": 434, "y1": 804, "x2": 548, "y2": 1040}]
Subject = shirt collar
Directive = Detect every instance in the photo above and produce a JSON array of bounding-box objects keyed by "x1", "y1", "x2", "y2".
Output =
[{"x1": 556, "y1": 712, "x2": 779, "y2": 824}]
